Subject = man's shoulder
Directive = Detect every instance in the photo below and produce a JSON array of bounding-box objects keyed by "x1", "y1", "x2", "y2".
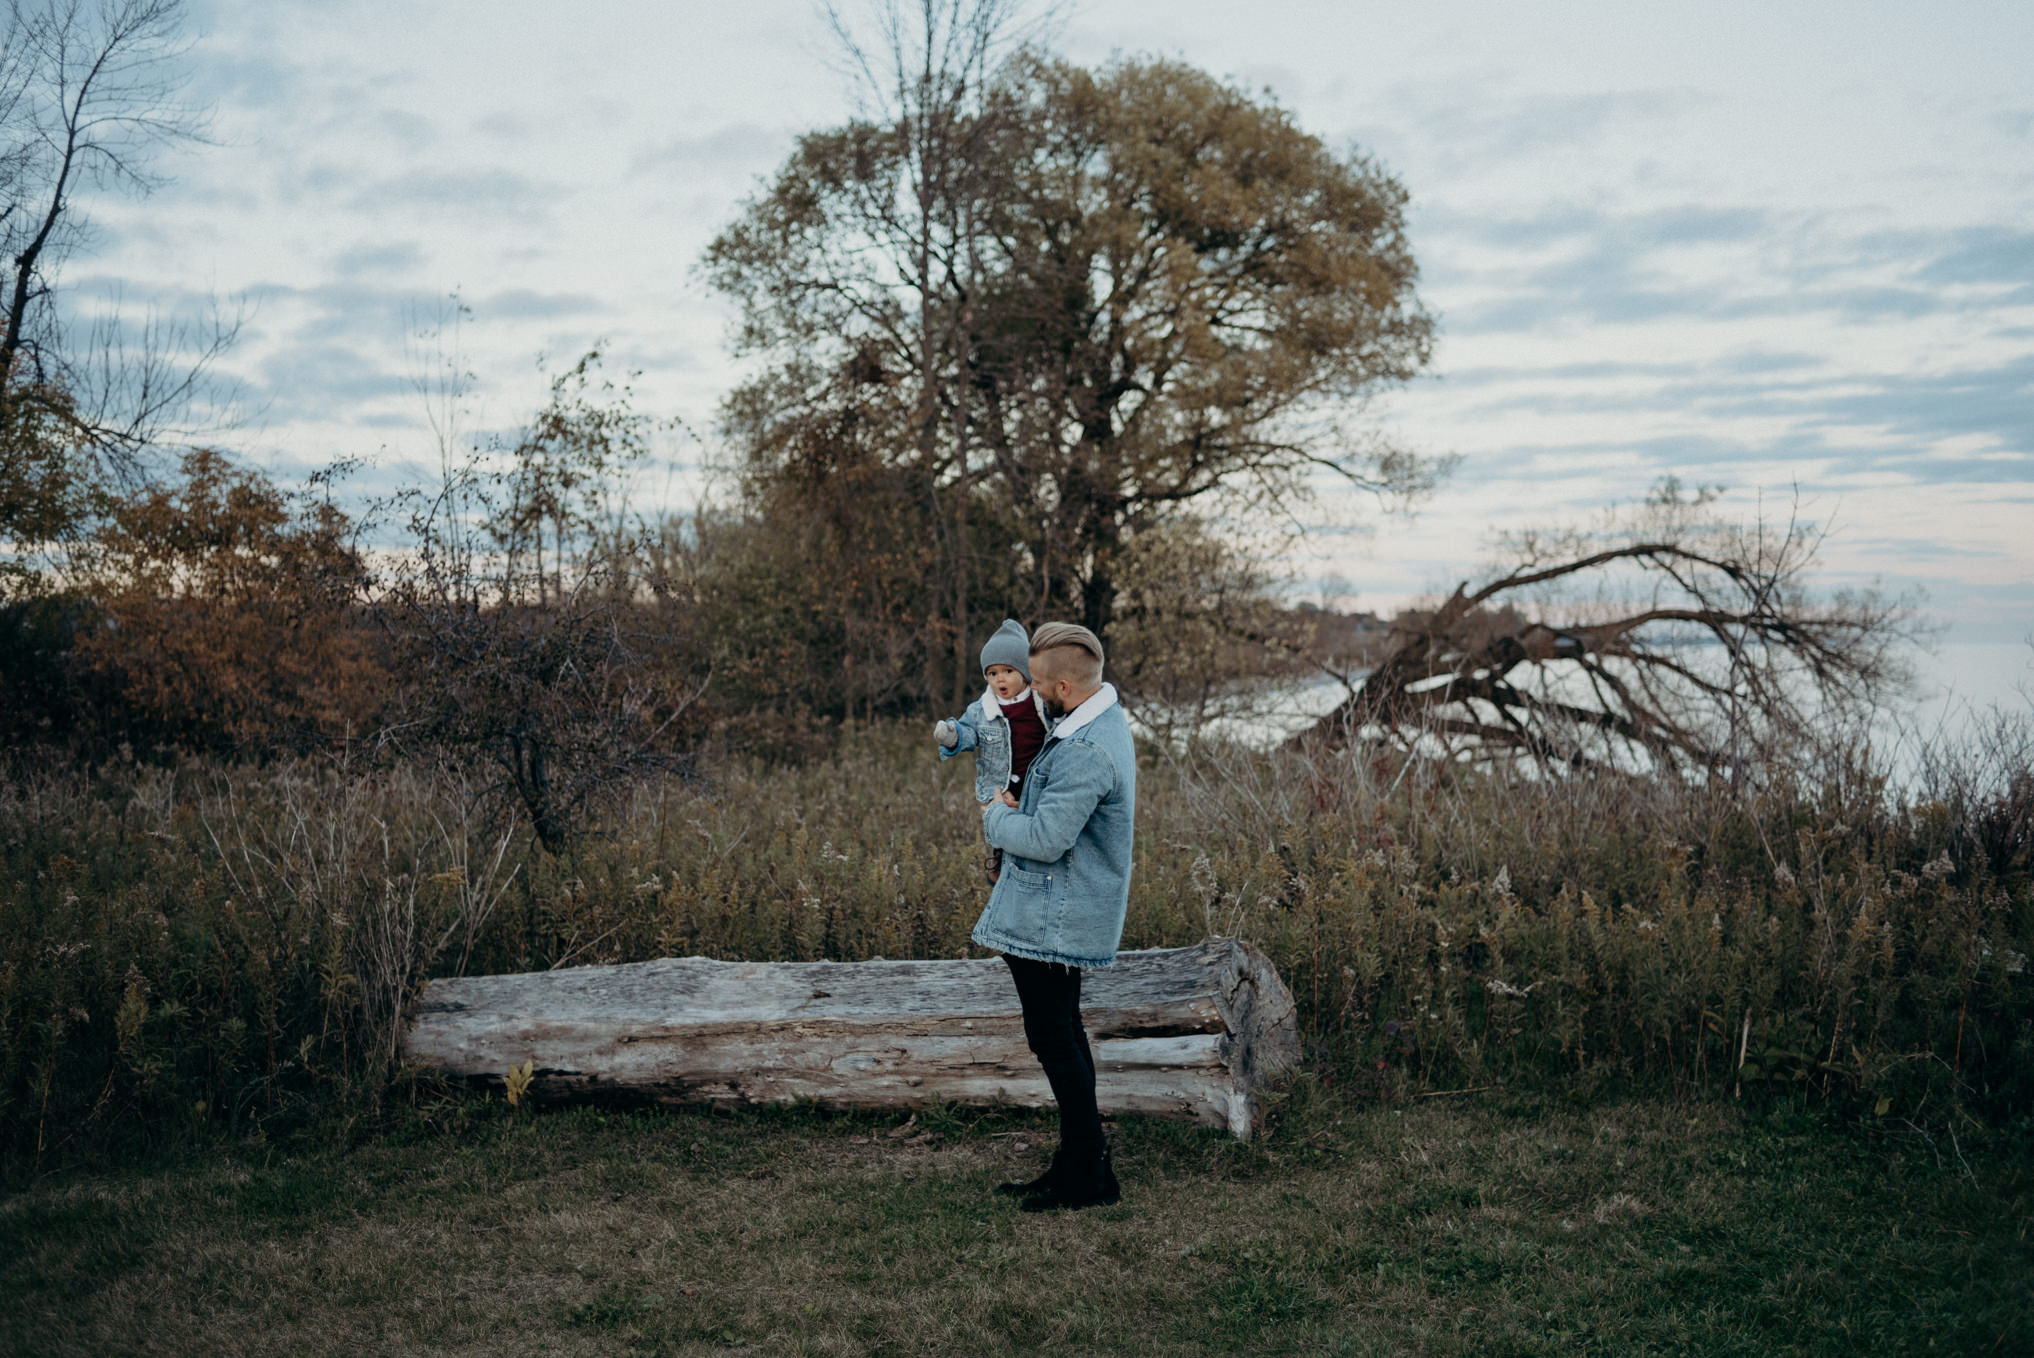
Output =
[
  {"x1": 1066, "y1": 700, "x2": 1132, "y2": 742},
  {"x1": 1059, "y1": 707, "x2": 1133, "y2": 775}
]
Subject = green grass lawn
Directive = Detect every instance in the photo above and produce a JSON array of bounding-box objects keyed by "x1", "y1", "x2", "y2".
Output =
[{"x1": 2, "y1": 1092, "x2": 2027, "y2": 1357}]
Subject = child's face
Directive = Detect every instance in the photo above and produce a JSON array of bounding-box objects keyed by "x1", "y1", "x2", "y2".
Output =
[{"x1": 985, "y1": 664, "x2": 1028, "y2": 700}]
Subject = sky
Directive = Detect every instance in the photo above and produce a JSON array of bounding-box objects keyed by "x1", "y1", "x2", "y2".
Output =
[{"x1": 70, "y1": 1, "x2": 2034, "y2": 688}]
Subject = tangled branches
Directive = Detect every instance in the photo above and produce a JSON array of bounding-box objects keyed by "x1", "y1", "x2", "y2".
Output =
[{"x1": 1300, "y1": 485, "x2": 1919, "y2": 783}]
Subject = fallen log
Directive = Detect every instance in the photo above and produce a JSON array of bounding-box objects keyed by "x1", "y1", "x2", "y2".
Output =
[{"x1": 403, "y1": 936, "x2": 1298, "y2": 1138}]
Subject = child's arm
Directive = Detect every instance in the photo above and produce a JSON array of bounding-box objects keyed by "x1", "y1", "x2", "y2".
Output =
[{"x1": 936, "y1": 700, "x2": 984, "y2": 760}]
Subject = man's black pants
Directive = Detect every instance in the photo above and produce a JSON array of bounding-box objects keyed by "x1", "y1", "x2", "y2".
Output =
[{"x1": 1003, "y1": 954, "x2": 1104, "y2": 1155}]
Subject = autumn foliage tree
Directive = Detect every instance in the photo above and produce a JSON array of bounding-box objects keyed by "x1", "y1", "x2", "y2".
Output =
[
  {"x1": 3, "y1": 448, "x2": 376, "y2": 751},
  {"x1": 964, "y1": 57, "x2": 1437, "y2": 633},
  {"x1": 0, "y1": 0, "x2": 242, "y2": 740},
  {"x1": 706, "y1": 41, "x2": 1436, "y2": 702}
]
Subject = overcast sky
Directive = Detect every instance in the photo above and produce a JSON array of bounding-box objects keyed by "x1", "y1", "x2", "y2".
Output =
[{"x1": 75, "y1": 0, "x2": 2034, "y2": 669}]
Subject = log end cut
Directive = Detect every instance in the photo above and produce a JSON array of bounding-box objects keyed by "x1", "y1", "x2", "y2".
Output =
[{"x1": 1206, "y1": 936, "x2": 1301, "y2": 1136}]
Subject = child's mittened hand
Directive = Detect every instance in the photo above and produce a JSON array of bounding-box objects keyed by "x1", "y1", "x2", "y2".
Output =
[{"x1": 934, "y1": 720, "x2": 958, "y2": 748}]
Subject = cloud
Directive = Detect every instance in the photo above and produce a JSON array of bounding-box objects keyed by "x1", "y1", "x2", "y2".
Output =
[
  {"x1": 1373, "y1": 86, "x2": 1711, "y2": 176},
  {"x1": 1794, "y1": 356, "x2": 2034, "y2": 460},
  {"x1": 369, "y1": 109, "x2": 436, "y2": 153},
  {"x1": 474, "y1": 288, "x2": 606, "y2": 320},
  {"x1": 1418, "y1": 203, "x2": 1774, "y2": 330},
  {"x1": 1433, "y1": 340, "x2": 2031, "y2": 478},
  {"x1": 1713, "y1": 349, "x2": 1823, "y2": 376},
  {"x1": 1839, "y1": 534, "x2": 2012, "y2": 564},
  {"x1": 1434, "y1": 349, "x2": 1822, "y2": 396},
  {"x1": 471, "y1": 112, "x2": 531, "y2": 141},
  {"x1": 251, "y1": 340, "x2": 410, "y2": 412},
  {"x1": 631, "y1": 123, "x2": 796, "y2": 178},
  {"x1": 1911, "y1": 226, "x2": 2034, "y2": 287},
  {"x1": 1424, "y1": 202, "x2": 2034, "y2": 335},
  {"x1": 1438, "y1": 358, "x2": 1685, "y2": 386},
  {"x1": 348, "y1": 169, "x2": 557, "y2": 220},
  {"x1": 331, "y1": 241, "x2": 428, "y2": 277},
  {"x1": 1990, "y1": 109, "x2": 2034, "y2": 140},
  {"x1": 185, "y1": 47, "x2": 309, "y2": 112},
  {"x1": 593, "y1": 339, "x2": 713, "y2": 375},
  {"x1": 227, "y1": 281, "x2": 426, "y2": 347}
]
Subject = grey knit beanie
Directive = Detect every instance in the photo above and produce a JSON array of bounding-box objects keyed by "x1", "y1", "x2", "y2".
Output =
[{"x1": 979, "y1": 618, "x2": 1031, "y2": 680}]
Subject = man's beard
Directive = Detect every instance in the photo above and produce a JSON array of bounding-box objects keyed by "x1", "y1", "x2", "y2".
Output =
[{"x1": 1042, "y1": 693, "x2": 1068, "y2": 719}]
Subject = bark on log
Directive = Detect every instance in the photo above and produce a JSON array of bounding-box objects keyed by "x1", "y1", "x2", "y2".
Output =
[{"x1": 402, "y1": 937, "x2": 1298, "y2": 1138}]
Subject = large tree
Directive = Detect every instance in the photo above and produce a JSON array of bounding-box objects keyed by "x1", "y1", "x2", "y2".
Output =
[
  {"x1": 965, "y1": 56, "x2": 1436, "y2": 634},
  {"x1": 706, "y1": 49, "x2": 1435, "y2": 675}
]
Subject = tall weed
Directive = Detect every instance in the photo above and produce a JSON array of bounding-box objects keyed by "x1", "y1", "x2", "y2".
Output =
[{"x1": 2, "y1": 720, "x2": 2028, "y2": 1173}]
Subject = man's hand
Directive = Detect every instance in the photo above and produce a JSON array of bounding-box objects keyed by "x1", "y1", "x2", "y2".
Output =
[
  {"x1": 995, "y1": 788, "x2": 1020, "y2": 808},
  {"x1": 934, "y1": 720, "x2": 958, "y2": 748}
]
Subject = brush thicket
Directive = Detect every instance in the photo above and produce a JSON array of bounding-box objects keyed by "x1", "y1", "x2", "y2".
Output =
[{"x1": 3, "y1": 716, "x2": 2028, "y2": 1173}]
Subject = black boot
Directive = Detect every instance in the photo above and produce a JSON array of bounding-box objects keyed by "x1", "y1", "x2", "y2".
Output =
[
  {"x1": 1020, "y1": 1146, "x2": 1120, "y2": 1213},
  {"x1": 994, "y1": 1143, "x2": 1064, "y2": 1197}
]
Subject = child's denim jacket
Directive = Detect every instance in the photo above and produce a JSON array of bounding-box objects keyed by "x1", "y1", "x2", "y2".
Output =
[{"x1": 939, "y1": 686, "x2": 1051, "y2": 803}]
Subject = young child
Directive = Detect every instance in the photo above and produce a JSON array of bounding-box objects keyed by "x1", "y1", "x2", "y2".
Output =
[{"x1": 934, "y1": 618, "x2": 1052, "y2": 884}]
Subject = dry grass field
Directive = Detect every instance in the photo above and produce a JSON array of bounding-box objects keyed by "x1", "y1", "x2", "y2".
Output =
[{"x1": 3, "y1": 1091, "x2": 2028, "y2": 1357}]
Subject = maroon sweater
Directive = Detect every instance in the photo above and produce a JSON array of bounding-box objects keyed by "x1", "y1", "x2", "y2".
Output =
[{"x1": 1000, "y1": 693, "x2": 1048, "y2": 787}]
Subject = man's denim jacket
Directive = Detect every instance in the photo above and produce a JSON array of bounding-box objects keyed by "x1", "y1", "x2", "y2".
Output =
[
  {"x1": 973, "y1": 683, "x2": 1136, "y2": 969},
  {"x1": 939, "y1": 685, "x2": 1051, "y2": 803}
]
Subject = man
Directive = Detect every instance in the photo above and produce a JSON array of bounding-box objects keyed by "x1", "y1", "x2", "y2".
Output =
[{"x1": 974, "y1": 621, "x2": 1137, "y2": 1212}]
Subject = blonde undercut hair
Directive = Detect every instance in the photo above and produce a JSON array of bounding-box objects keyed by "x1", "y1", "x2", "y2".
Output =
[{"x1": 1028, "y1": 621, "x2": 1105, "y2": 686}]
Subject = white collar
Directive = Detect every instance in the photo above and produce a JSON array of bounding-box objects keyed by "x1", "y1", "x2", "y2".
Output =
[
  {"x1": 983, "y1": 683, "x2": 1044, "y2": 714},
  {"x1": 1046, "y1": 682, "x2": 1118, "y2": 741}
]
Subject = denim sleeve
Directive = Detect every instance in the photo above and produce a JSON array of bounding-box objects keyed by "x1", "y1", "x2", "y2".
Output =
[
  {"x1": 938, "y1": 700, "x2": 983, "y2": 760},
  {"x1": 983, "y1": 741, "x2": 1113, "y2": 861}
]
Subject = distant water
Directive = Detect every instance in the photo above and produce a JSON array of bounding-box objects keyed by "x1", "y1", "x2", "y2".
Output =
[{"x1": 1915, "y1": 641, "x2": 2034, "y2": 728}]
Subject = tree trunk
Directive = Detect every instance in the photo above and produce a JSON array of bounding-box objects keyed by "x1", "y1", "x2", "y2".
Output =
[{"x1": 403, "y1": 936, "x2": 1298, "y2": 1138}]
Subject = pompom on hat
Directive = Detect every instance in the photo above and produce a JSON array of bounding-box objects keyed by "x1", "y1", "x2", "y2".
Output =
[{"x1": 980, "y1": 618, "x2": 1032, "y2": 681}]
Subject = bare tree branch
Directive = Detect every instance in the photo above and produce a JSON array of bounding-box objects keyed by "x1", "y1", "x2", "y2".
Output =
[{"x1": 0, "y1": 0, "x2": 223, "y2": 489}]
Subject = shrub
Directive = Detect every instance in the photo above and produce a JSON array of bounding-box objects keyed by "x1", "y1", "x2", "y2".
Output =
[{"x1": 1, "y1": 449, "x2": 380, "y2": 755}]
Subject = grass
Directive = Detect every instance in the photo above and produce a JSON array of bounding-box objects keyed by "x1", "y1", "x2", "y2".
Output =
[{"x1": 3, "y1": 1091, "x2": 2028, "y2": 1357}]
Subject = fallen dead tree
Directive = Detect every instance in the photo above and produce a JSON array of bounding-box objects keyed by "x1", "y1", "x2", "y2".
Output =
[
  {"x1": 403, "y1": 937, "x2": 1297, "y2": 1138},
  {"x1": 1293, "y1": 484, "x2": 1913, "y2": 778}
]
